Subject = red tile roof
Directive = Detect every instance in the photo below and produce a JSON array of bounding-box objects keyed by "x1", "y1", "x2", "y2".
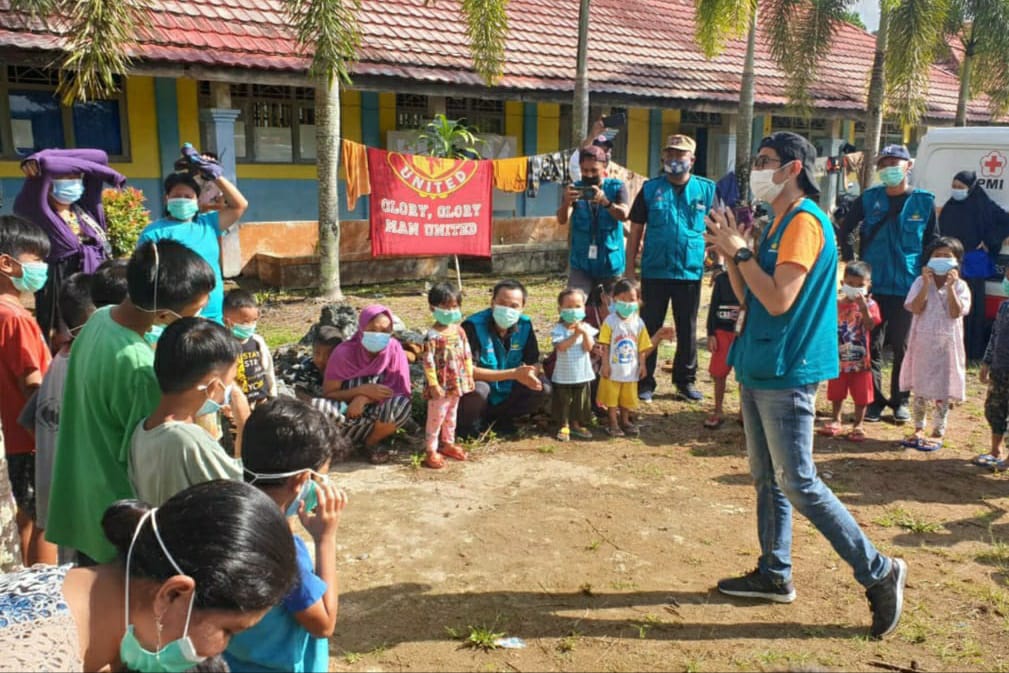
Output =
[{"x1": 0, "y1": 0, "x2": 995, "y2": 121}]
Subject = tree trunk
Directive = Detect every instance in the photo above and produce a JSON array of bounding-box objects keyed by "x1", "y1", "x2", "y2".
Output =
[
  {"x1": 955, "y1": 44, "x2": 973, "y2": 127},
  {"x1": 572, "y1": 0, "x2": 591, "y2": 145},
  {"x1": 861, "y1": 2, "x2": 890, "y2": 189},
  {"x1": 316, "y1": 74, "x2": 344, "y2": 301},
  {"x1": 735, "y1": 9, "x2": 757, "y2": 202}
]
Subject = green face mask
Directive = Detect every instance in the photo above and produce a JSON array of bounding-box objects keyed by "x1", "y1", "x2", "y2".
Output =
[
  {"x1": 433, "y1": 307, "x2": 462, "y2": 326},
  {"x1": 119, "y1": 509, "x2": 206, "y2": 673},
  {"x1": 231, "y1": 323, "x2": 257, "y2": 340},
  {"x1": 144, "y1": 323, "x2": 165, "y2": 346}
]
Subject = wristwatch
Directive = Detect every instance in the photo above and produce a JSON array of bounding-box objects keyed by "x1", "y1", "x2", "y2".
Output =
[{"x1": 733, "y1": 247, "x2": 754, "y2": 264}]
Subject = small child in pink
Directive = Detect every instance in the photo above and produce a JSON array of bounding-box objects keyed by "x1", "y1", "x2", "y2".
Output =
[{"x1": 422, "y1": 282, "x2": 475, "y2": 469}]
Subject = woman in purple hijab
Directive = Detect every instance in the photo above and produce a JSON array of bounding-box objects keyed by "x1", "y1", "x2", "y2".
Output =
[
  {"x1": 323, "y1": 305, "x2": 413, "y2": 463},
  {"x1": 14, "y1": 149, "x2": 126, "y2": 341}
]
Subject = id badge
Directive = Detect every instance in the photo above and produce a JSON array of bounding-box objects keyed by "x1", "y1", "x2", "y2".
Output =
[
  {"x1": 588, "y1": 244, "x2": 598, "y2": 260},
  {"x1": 734, "y1": 307, "x2": 747, "y2": 336}
]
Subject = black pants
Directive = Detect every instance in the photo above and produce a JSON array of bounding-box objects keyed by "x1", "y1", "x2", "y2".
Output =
[
  {"x1": 640, "y1": 278, "x2": 700, "y2": 394},
  {"x1": 457, "y1": 378, "x2": 552, "y2": 437},
  {"x1": 870, "y1": 293, "x2": 913, "y2": 409},
  {"x1": 964, "y1": 276, "x2": 990, "y2": 362}
]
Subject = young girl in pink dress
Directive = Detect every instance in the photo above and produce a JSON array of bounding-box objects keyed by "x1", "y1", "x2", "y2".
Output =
[{"x1": 900, "y1": 237, "x2": 971, "y2": 449}]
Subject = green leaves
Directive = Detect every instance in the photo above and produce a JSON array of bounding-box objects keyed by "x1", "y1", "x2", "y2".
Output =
[
  {"x1": 964, "y1": 0, "x2": 1009, "y2": 117},
  {"x1": 417, "y1": 114, "x2": 483, "y2": 159},
  {"x1": 885, "y1": 0, "x2": 952, "y2": 125},
  {"x1": 461, "y1": 0, "x2": 510, "y2": 85},
  {"x1": 694, "y1": 0, "x2": 757, "y2": 58},
  {"x1": 284, "y1": 0, "x2": 362, "y2": 86}
]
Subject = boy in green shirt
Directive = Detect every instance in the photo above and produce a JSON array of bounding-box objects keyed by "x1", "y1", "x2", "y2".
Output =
[
  {"x1": 47, "y1": 240, "x2": 215, "y2": 564},
  {"x1": 129, "y1": 317, "x2": 244, "y2": 506}
]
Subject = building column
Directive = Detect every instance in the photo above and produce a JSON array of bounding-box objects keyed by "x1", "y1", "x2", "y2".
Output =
[
  {"x1": 154, "y1": 78, "x2": 180, "y2": 180},
  {"x1": 648, "y1": 109, "x2": 663, "y2": 177},
  {"x1": 198, "y1": 108, "x2": 240, "y2": 184},
  {"x1": 711, "y1": 114, "x2": 738, "y2": 178}
]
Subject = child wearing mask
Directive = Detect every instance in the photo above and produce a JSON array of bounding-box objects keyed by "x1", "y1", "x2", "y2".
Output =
[
  {"x1": 0, "y1": 215, "x2": 52, "y2": 566},
  {"x1": 422, "y1": 282, "x2": 474, "y2": 469},
  {"x1": 227, "y1": 398, "x2": 349, "y2": 673},
  {"x1": 819, "y1": 261, "x2": 881, "y2": 441},
  {"x1": 47, "y1": 240, "x2": 215, "y2": 565},
  {"x1": 550, "y1": 288, "x2": 597, "y2": 441},
  {"x1": 223, "y1": 289, "x2": 277, "y2": 408},
  {"x1": 900, "y1": 237, "x2": 971, "y2": 449},
  {"x1": 128, "y1": 317, "x2": 244, "y2": 505}
]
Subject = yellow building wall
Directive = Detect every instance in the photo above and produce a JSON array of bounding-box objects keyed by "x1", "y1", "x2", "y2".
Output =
[
  {"x1": 378, "y1": 92, "x2": 396, "y2": 148},
  {"x1": 661, "y1": 109, "x2": 681, "y2": 143},
  {"x1": 176, "y1": 78, "x2": 201, "y2": 151},
  {"x1": 626, "y1": 107, "x2": 650, "y2": 175},
  {"x1": 537, "y1": 103, "x2": 561, "y2": 154},
  {"x1": 505, "y1": 101, "x2": 524, "y2": 154}
]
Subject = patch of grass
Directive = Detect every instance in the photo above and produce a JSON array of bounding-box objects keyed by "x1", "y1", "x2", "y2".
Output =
[
  {"x1": 977, "y1": 531, "x2": 1009, "y2": 572},
  {"x1": 873, "y1": 506, "x2": 945, "y2": 534},
  {"x1": 684, "y1": 658, "x2": 702, "y2": 673},
  {"x1": 628, "y1": 621, "x2": 652, "y2": 639},
  {"x1": 460, "y1": 427, "x2": 498, "y2": 452},
  {"x1": 260, "y1": 324, "x2": 307, "y2": 349},
  {"x1": 342, "y1": 651, "x2": 363, "y2": 664},
  {"x1": 537, "y1": 444, "x2": 557, "y2": 454},
  {"x1": 409, "y1": 452, "x2": 425, "y2": 470},
  {"x1": 586, "y1": 539, "x2": 602, "y2": 551},
  {"x1": 610, "y1": 579, "x2": 639, "y2": 591},
  {"x1": 557, "y1": 631, "x2": 581, "y2": 654},
  {"x1": 446, "y1": 623, "x2": 506, "y2": 652}
]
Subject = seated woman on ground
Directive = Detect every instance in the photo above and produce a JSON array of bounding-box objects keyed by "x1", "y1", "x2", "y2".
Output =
[{"x1": 322, "y1": 305, "x2": 413, "y2": 464}]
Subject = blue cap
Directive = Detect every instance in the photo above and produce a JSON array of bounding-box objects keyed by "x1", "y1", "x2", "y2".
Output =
[{"x1": 878, "y1": 144, "x2": 911, "y2": 161}]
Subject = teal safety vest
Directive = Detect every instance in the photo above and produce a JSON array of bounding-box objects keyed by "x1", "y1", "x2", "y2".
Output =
[
  {"x1": 639, "y1": 174, "x2": 716, "y2": 280},
  {"x1": 569, "y1": 177, "x2": 626, "y2": 278},
  {"x1": 465, "y1": 308, "x2": 533, "y2": 405},
  {"x1": 859, "y1": 186, "x2": 935, "y2": 296},
  {"x1": 729, "y1": 198, "x2": 839, "y2": 389}
]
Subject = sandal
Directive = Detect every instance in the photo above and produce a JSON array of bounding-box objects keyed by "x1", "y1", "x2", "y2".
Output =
[
  {"x1": 440, "y1": 444, "x2": 468, "y2": 462},
  {"x1": 570, "y1": 426, "x2": 593, "y2": 440},
  {"x1": 606, "y1": 425, "x2": 625, "y2": 438},
  {"x1": 703, "y1": 414, "x2": 724, "y2": 430},
  {"x1": 993, "y1": 459, "x2": 1009, "y2": 472},
  {"x1": 423, "y1": 453, "x2": 446, "y2": 469},
  {"x1": 621, "y1": 422, "x2": 640, "y2": 437},
  {"x1": 817, "y1": 422, "x2": 842, "y2": 437},
  {"x1": 972, "y1": 453, "x2": 1000, "y2": 467},
  {"x1": 845, "y1": 428, "x2": 867, "y2": 443},
  {"x1": 556, "y1": 427, "x2": 571, "y2": 442},
  {"x1": 899, "y1": 436, "x2": 942, "y2": 452}
]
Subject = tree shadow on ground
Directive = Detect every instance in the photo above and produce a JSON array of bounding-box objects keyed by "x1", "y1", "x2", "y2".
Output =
[{"x1": 332, "y1": 583, "x2": 868, "y2": 652}]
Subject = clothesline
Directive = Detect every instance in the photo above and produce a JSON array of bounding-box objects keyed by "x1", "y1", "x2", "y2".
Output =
[{"x1": 340, "y1": 139, "x2": 648, "y2": 212}]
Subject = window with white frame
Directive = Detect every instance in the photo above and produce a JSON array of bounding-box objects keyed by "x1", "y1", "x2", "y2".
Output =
[{"x1": 0, "y1": 66, "x2": 129, "y2": 160}]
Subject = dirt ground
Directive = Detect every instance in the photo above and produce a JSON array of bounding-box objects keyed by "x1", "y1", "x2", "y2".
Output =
[{"x1": 247, "y1": 273, "x2": 1009, "y2": 673}]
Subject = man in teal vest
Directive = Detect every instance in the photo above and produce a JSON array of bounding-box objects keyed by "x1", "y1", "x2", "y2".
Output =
[
  {"x1": 458, "y1": 279, "x2": 550, "y2": 436},
  {"x1": 705, "y1": 132, "x2": 907, "y2": 640},
  {"x1": 841, "y1": 144, "x2": 938, "y2": 423},
  {"x1": 557, "y1": 145, "x2": 630, "y2": 295},
  {"x1": 626, "y1": 134, "x2": 716, "y2": 403}
]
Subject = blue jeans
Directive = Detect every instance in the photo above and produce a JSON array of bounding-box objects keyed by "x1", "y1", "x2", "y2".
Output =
[{"x1": 741, "y1": 384, "x2": 890, "y2": 588}]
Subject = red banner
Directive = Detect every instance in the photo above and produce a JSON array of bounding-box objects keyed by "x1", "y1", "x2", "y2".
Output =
[{"x1": 368, "y1": 147, "x2": 493, "y2": 258}]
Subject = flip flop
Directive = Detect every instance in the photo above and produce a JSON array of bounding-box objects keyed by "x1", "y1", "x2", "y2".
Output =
[
  {"x1": 845, "y1": 428, "x2": 867, "y2": 443},
  {"x1": 606, "y1": 425, "x2": 625, "y2": 438},
  {"x1": 972, "y1": 453, "x2": 999, "y2": 467},
  {"x1": 423, "y1": 453, "x2": 446, "y2": 469},
  {"x1": 899, "y1": 437, "x2": 942, "y2": 452},
  {"x1": 570, "y1": 427, "x2": 593, "y2": 440},
  {"x1": 993, "y1": 459, "x2": 1009, "y2": 472},
  {"x1": 817, "y1": 423, "x2": 842, "y2": 437},
  {"x1": 703, "y1": 414, "x2": 724, "y2": 430},
  {"x1": 440, "y1": 444, "x2": 468, "y2": 461},
  {"x1": 621, "y1": 422, "x2": 640, "y2": 437}
]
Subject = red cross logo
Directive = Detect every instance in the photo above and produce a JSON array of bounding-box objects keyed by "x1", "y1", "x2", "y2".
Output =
[{"x1": 981, "y1": 151, "x2": 1006, "y2": 178}]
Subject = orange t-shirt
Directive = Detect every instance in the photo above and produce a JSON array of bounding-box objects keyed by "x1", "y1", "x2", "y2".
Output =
[
  {"x1": 765, "y1": 211, "x2": 825, "y2": 272},
  {"x1": 0, "y1": 297, "x2": 50, "y2": 455}
]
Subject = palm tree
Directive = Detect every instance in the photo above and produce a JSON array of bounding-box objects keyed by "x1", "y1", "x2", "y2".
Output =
[
  {"x1": 944, "y1": 0, "x2": 1009, "y2": 126},
  {"x1": 10, "y1": 0, "x2": 510, "y2": 301},
  {"x1": 572, "y1": 0, "x2": 591, "y2": 146}
]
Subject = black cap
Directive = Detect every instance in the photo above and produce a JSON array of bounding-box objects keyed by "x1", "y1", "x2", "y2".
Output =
[
  {"x1": 877, "y1": 144, "x2": 911, "y2": 162},
  {"x1": 758, "y1": 132, "x2": 820, "y2": 197},
  {"x1": 592, "y1": 134, "x2": 614, "y2": 149}
]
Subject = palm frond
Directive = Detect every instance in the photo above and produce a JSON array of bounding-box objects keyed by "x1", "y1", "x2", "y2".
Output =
[
  {"x1": 885, "y1": 0, "x2": 952, "y2": 125},
  {"x1": 970, "y1": 0, "x2": 1009, "y2": 116},
  {"x1": 694, "y1": 0, "x2": 757, "y2": 58},
  {"x1": 460, "y1": 0, "x2": 509, "y2": 85},
  {"x1": 284, "y1": 0, "x2": 362, "y2": 86}
]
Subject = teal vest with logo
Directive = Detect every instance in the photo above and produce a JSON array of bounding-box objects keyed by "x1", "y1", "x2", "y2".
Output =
[
  {"x1": 729, "y1": 199, "x2": 839, "y2": 389},
  {"x1": 570, "y1": 177, "x2": 626, "y2": 278},
  {"x1": 465, "y1": 308, "x2": 533, "y2": 405},
  {"x1": 859, "y1": 186, "x2": 935, "y2": 296},
  {"x1": 639, "y1": 174, "x2": 716, "y2": 280}
]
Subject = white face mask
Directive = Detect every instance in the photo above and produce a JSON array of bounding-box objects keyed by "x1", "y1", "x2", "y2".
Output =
[
  {"x1": 841, "y1": 283, "x2": 867, "y2": 299},
  {"x1": 750, "y1": 168, "x2": 785, "y2": 203}
]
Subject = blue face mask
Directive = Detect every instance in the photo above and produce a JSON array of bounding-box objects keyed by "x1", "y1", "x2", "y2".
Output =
[
  {"x1": 51, "y1": 179, "x2": 84, "y2": 205},
  {"x1": 927, "y1": 257, "x2": 958, "y2": 275},
  {"x1": 285, "y1": 479, "x2": 320, "y2": 517},
  {"x1": 231, "y1": 323, "x2": 257, "y2": 340},
  {"x1": 560, "y1": 308, "x2": 586, "y2": 323},
  {"x1": 5, "y1": 258, "x2": 48, "y2": 294},
  {"x1": 878, "y1": 165, "x2": 906, "y2": 188},
  {"x1": 433, "y1": 307, "x2": 462, "y2": 326},
  {"x1": 144, "y1": 324, "x2": 165, "y2": 346},
  {"x1": 120, "y1": 509, "x2": 206, "y2": 673},
  {"x1": 614, "y1": 300, "x2": 638, "y2": 318},
  {"x1": 361, "y1": 331, "x2": 392, "y2": 353},
  {"x1": 492, "y1": 305, "x2": 522, "y2": 330},
  {"x1": 195, "y1": 379, "x2": 232, "y2": 417},
  {"x1": 950, "y1": 188, "x2": 969, "y2": 202},
  {"x1": 167, "y1": 198, "x2": 199, "y2": 221}
]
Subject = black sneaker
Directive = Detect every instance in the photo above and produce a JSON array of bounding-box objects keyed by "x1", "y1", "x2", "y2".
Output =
[
  {"x1": 866, "y1": 557, "x2": 908, "y2": 639},
  {"x1": 677, "y1": 384, "x2": 704, "y2": 402},
  {"x1": 864, "y1": 402, "x2": 885, "y2": 423},
  {"x1": 892, "y1": 404, "x2": 911, "y2": 424},
  {"x1": 717, "y1": 568, "x2": 796, "y2": 603}
]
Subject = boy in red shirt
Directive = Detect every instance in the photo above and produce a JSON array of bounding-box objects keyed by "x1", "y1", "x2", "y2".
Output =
[
  {"x1": 0, "y1": 215, "x2": 52, "y2": 565},
  {"x1": 819, "y1": 261, "x2": 881, "y2": 442}
]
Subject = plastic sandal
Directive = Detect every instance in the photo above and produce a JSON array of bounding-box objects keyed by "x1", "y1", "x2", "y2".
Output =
[
  {"x1": 570, "y1": 427, "x2": 593, "y2": 440},
  {"x1": 703, "y1": 414, "x2": 724, "y2": 430},
  {"x1": 423, "y1": 454, "x2": 446, "y2": 469},
  {"x1": 606, "y1": 425, "x2": 625, "y2": 438},
  {"x1": 972, "y1": 453, "x2": 999, "y2": 467},
  {"x1": 440, "y1": 444, "x2": 468, "y2": 461},
  {"x1": 621, "y1": 422, "x2": 640, "y2": 437},
  {"x1": 556, "y1": 427, "x2": 571, "y2": 442},
  {"x1": 845, "y1": 428, "x2": 867, "y2": 443},
  {"x1": 817, "y1": 423, "x2": 842, "y2": 437}
]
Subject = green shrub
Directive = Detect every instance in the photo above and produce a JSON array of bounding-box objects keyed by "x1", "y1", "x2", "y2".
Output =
[{"x1": 102, "y1": 187, "x2": 150, "y2": 258}]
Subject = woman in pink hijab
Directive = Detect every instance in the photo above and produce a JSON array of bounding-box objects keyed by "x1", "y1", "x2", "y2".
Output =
[{"x1": 323, "y1": 305, "x2": 413, "y2": 463}]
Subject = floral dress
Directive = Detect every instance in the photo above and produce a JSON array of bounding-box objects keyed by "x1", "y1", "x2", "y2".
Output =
[
  {"x1": 900, "y1": 276, "x2": 972, "y2": 401},
  {"x1": 0, "y1": 564, "x2": 82, "y2": 671},
  {"x1": 0, "y1": 452, "x2": 21, "y2": 574}
]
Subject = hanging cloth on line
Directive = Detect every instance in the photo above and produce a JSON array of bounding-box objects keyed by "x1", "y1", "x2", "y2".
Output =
[
  {"x1": 526, "y1": 149, "x2": 574, "y2": 198},
  {"x1": 341, "y1": 139, "x2": 371, "y2": 211}
]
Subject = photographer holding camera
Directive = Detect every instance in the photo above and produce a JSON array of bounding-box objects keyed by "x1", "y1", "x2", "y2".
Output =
[{"x1": 557, "y1": 145, "x2": 630, "y2": 295}]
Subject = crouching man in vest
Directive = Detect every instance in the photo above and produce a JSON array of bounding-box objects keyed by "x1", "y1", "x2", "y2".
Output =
[
  {"x1": 704, "y1": 132, "x2": 908, "y2": 640},
  {"x1": 458, "y1": 279, "x2": 551, "y2": 436}
]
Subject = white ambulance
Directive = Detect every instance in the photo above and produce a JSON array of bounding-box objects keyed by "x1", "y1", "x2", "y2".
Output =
[{"x1": 913, "y1": 126, "x2": 1009, "y2": 319}]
